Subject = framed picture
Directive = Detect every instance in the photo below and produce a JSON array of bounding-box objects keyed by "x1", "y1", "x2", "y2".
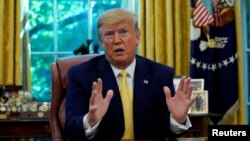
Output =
[
  {"x1": 190, "y1": 90, "x2": 208, "y2": 115},
  {"x1": 173, "y1": 78, "x2": 204, "y2": 91},
  {"x1": 191, "y1": 79, "x2": 204, "y2": 91}
]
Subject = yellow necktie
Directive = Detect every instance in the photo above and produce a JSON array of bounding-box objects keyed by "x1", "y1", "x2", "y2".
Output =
[{"x1": 119, "y1": 70, "x2": 134, "y2": 140}]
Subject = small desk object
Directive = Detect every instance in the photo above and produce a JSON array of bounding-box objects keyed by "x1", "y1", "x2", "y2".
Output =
[{"x1": 0, "y1": 85, "x2": 51, "y2": 139}]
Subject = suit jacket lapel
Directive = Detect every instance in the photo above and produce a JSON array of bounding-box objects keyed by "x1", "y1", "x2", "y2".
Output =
[
  {"x1": 96, "y1": 57, "x2": 124, "y2": 123},
  {"x1": 133, "y1": 56, "x2": 151, "y2": 133}
]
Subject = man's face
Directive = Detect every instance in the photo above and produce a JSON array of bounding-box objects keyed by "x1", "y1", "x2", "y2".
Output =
[{"x1": 99, "y1": 19, "x2": 140, "y2": 69}]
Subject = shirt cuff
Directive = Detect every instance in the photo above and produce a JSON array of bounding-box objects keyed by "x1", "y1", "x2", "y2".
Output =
[
  {"x1": 83, "y1": 113, "x2": 100, "y2": 138},
  {"x1": 170, "y1": 114, "x2": 192, "y2": 134}
]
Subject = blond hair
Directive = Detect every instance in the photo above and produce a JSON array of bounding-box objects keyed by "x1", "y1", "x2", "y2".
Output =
[{"x1": 97, "y1": 8, "x2": 139, "y2": 36}]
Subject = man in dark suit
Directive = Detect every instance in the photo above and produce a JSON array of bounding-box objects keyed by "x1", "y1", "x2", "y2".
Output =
[{"x1": 65, "y1": 8, "x2": 194, "y2": 141}]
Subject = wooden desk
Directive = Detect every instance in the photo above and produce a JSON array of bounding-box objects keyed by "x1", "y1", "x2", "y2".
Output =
[
  {"x1": 0, "y1": 118, "x2": 51, "y2": 138},
  {"x1": 184, "y1": 113, "x2": 220, "y2": 137},
  {"x1": 135, "y1": 137, "x2": 208, "y2": 141},
  {"x1": 177, "y1": 137, "x2": 207, "y2": 141},
  {"x1": 0, "y1": 113, "x2": 212, "y2": 139}
]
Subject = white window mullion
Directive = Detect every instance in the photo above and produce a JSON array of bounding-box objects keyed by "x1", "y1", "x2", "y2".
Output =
[
  {"x1": 88, "y1": 0, "x2": 93, "y2": 40},
  {"x1": 53, "y1": 0, "x2": 58, "y2": 60},
  {"x1": 127, "y1": 0, "x2": 135, "y2": 12}
]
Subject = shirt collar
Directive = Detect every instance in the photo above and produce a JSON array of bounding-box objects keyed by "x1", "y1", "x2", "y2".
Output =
[{"x1": 110, "y1": 58, "x2": 136, "y2": 78}]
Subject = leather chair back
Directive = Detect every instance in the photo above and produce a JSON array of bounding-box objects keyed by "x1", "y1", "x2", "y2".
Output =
[{"x1": 50, "y1": 54, "x2": 99, "y2": 141}]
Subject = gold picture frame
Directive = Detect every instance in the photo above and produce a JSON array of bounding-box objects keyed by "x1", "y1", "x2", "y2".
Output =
[
  {"x1": 189, "y1": 90, "x2": 208, "y2": 115},
  {"x1": 173, "y1": 78, "x2": 204, "y2": 91},
  {"x1": 191, "y1": 79, "x2": 204, "y2": 91}
]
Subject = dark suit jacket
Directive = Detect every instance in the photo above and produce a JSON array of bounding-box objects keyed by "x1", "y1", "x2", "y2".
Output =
[{"x1": 65, "y1": 55, "x2": 177, "y2": 141}]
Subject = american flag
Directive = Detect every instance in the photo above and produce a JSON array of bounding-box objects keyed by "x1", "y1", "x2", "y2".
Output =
[
  {"x1": 193, "y1": 0, "x2": 214, "y2": 27},
  {"x1": 190, "y1": 0, "x2": 238, "y2": 124},
  {"x1": 214, "y1": 5, "x2": 223, "y2": 26}
]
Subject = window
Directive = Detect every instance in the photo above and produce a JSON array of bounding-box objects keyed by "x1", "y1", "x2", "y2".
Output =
[
  {"x1": 28, "y1": 0, "x2": 138, "y2": 102},
  {"x1": 242, "y1": 0, "x2": 250, "y2": 124}
]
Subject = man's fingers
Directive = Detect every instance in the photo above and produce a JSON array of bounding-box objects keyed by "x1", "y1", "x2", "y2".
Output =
[
  {"x1": 90, "y1": 81, "x2": 98, "y2": 104},
  {"x1": 92, "y1": 81, "x2": 97, "y2": 92},
  {"x1": 105, "y1": 90, "x2": 113, "y2": 103},
  {"x1": 90, "y1": 90, "x2": 98, "y2": 105},
  {"x1": 90, "y1": 78, "x2": 104, "y2": 105},
  {"x1": 164, "y1": 86, "x2": 171, "y2": 100},
  {"x1": 187, "y1": 84, "x2": 193, "y2": 99},
  {"x1": 177, "y1": 76, "x2": 186, "y2": 92},
  {"x1": 183, "y1": 77, "x2": 191, "y2": 94},
  {"x1": 97, "y1": 78, "x2": 103, "y2": 95}
]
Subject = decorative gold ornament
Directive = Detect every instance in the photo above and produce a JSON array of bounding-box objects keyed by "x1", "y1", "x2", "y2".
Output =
[{"x1": 37, "y1": 111, "x2": 44, "y2": 118}]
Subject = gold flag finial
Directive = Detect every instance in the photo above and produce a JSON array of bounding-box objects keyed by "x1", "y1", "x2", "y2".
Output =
[{"x1": 206, "y1": 34, "x2": 216, "y2": 48}]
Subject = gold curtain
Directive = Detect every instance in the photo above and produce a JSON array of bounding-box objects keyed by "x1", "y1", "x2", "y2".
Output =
[
  {"x1": 235, "y1": 0, "x2": 246, "y2": 125},
  {"x1": 219, "y1": 0, "x2": 246, "y2": 124},
  {"x1": 139, "y1": 0, "x2": 191, "y2": 76},
  {"x1": 0, "y1": 0, "x2": 22, "y2": 85}
]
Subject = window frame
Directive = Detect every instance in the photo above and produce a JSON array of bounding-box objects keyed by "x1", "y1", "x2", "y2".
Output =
[
  {"x1": 241, "y1": 0, "x2": 249, "y2": 124},
  {"x1": 25, "y1": 0, "x2": 138, "y2": 102}
]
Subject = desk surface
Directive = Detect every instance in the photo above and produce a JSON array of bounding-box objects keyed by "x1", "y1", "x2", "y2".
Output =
[
  {"x1": 177, "y1": 137, "x2": 207, "y2": 141},
  {"x1": 0, "y1": 117, "x2": 51, "y2": 138},
  {"x1": 0, "y1": 116, "x2": 207, "y2": 140},
  {"x1": 135, "y1": 137, "x2": 207, "y2": 141}
]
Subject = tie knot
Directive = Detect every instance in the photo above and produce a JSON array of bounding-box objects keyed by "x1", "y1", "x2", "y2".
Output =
[{"x1": 119, "y1": 70, "x2": 128, "y2": 78}]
